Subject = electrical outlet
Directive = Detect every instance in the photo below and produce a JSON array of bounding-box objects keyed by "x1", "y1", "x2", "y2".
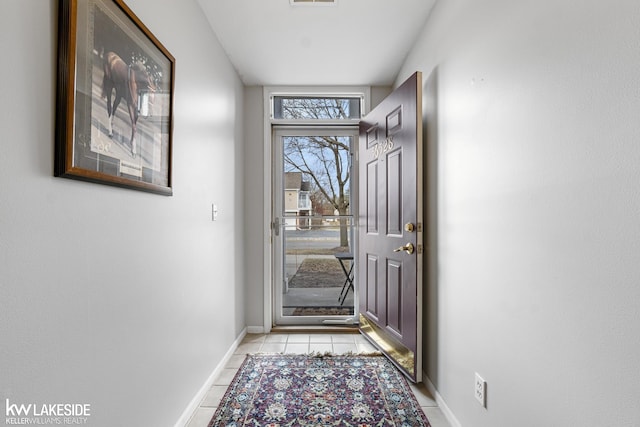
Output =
[{"x1": 475, "y1": 373, "x2": 486, "y2": 408}]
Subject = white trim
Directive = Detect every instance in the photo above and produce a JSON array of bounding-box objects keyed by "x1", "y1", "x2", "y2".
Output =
[
  {"x1": 175, "y1": 328, "x2": 248, "y2": 427},
  {"x1": 246, "y1": 325, "x2": 266, "y2": 334},
  {"x1": 272, "y1": 126, "x2": 358, "y2": 326},
  {"x1": 422, "y1": 372, "x2": 462, "y2": 427},
  {"x1": 267, "y1": 86, "x2": 370, "y2": 124},
  {"x1": 263, "y1": 88, "x2": 273, "y2": 334},
  {"x1": 263, "y1": 86, "x2": 370, "y2": 331}
]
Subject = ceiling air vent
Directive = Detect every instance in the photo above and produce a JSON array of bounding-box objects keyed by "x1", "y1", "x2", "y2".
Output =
[{"x1": 290, "y1": 0, "x2": 337, "y2": 5}]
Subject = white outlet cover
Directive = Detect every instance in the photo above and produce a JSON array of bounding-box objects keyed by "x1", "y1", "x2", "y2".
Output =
[{"x1": 475, "y1": 373, "x2": 486, "y2": 408}]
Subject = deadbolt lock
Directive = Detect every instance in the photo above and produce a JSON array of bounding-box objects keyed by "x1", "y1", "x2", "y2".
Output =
[{"x1": 404, "y1": 222, "x2": 415, "y2": 233}]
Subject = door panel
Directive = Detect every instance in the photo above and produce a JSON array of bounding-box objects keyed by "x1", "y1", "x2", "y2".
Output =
[
  {"x1": 366, "y1": 162, "x2": 379, "y2": 233},
  {"x1": 386, "y1": 259, "x2": 402, "y2": 335},
  {"x1": 358, "y1": 72, "x2": 423, "y2": 382},
  {"x1": 387, "y1": 150, "x2": 403, "y2": 235},
  {"x1": 365, "y1": 254, "x2": 379, "y2": 321}
]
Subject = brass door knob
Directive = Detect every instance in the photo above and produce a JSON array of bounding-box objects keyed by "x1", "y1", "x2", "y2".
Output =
[{"x1": 393, "y1": 243, "x2": 415, "y2": 255}]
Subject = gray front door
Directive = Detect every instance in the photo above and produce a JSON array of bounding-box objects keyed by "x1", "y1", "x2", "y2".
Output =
[{"x1": 358, "y1": 72, "x2": 424, "y2": 382}]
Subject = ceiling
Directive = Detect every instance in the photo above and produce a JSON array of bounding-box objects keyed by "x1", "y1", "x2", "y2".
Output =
[{"x1": 196, "y1": 0, "x2": 436, "y2": 87}]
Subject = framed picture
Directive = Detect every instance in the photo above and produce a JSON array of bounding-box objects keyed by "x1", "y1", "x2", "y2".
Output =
[{"x1": 55, "y1": 0, "x2": 175, "y2": 195}]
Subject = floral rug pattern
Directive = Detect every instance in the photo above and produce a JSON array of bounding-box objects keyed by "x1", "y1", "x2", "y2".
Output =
[{"x1": 208, "y1": 354, "x2": 431, "y2": 427}]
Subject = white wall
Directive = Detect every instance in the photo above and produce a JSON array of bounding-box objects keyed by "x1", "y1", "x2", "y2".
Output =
[
  {"x1": 0, "y1": 1, "x2": 245, "y2": 426},
  {"x1": 398, "y1": 0, "x2": 640, "y2": 425}
]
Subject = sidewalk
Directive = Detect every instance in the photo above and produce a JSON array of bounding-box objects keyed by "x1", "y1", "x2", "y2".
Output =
[{"x1": 283, "y1": 254, "x2": 354, "y2": 312}]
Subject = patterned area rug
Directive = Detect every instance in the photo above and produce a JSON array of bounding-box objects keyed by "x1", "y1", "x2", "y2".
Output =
[{"x1": 208, "y1": 354, "x2": 431, "y2": 427}]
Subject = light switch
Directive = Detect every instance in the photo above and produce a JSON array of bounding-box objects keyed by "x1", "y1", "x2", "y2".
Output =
[{"x1": 212, "y1": 204, "x2": 218, "y2": 221}]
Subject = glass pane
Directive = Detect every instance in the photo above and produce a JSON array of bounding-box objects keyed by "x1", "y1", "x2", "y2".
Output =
[
  {"x1": 273, "y1": 96, "x2": 361, "y2": 120},
  {"x1": 279, "y1": 133, "x2": 354, "y2": 319},
  {"x1": 282, "y1": 135, "x2": 352, "y2": 219},
  {"x1": 282, "y1": 220, "x2": 354, "y2": 316}
]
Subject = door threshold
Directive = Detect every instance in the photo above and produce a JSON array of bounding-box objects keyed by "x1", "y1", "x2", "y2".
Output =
[{"x1": 271, "y1": 325, "x2": 359, "y2": 334}]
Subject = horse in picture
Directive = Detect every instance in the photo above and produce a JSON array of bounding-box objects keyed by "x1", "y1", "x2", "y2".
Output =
[{"x1": 101, "y1": 51, "x2": 155, "y2": 158}]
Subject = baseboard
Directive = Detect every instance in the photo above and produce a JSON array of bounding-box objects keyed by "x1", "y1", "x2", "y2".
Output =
[
  {"x1": 246, "y1": 325, "x2": 266, "y2": 334},
  {"x1": 174, "y1": 328, "x2": 248, "y2": 427},
  {"x1": 422, "y1": 372, "x2": 462, "y2": 427}
]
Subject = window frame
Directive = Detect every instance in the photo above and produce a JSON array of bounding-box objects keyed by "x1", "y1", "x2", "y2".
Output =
[
  {"x1": 266, "y1": 86, "x2": 370, "y2": 126},
  {"x1": 261, "y1": 86, "x2": 370, "y2": 331}
]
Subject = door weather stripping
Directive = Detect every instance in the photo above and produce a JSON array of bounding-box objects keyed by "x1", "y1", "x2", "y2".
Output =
[
  {"x1": 290, "y1": 0, "x2": 337, "y2": 5},
  {"x1": 323, "y1": 318, "x2": 356, "y2": 325}
]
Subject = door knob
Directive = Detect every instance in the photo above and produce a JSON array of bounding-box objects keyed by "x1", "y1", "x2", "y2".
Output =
[{"x1": 393, "y1": 243, "x2": 415, "y2": 255}]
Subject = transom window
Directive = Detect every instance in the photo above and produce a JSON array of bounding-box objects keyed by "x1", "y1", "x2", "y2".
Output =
[{"x1": 272, "y1": 96, "x2": 362, "y2": 120}]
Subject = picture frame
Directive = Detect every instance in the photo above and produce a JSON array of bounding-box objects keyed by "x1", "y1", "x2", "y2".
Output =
[{"x1": 55, "y1": 0, "x2": 175, "y2": 195}]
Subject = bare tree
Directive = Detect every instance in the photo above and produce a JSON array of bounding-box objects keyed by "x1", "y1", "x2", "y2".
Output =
[
  {"x1": 284, "y1": 135, "x2": 351, "y2": 246},
  {"x1": 280, "y1": 98, "x2": 353, "y2": 247},
  {"x1": 279, "y1": 97, "x2": 352, "y2": 120}
]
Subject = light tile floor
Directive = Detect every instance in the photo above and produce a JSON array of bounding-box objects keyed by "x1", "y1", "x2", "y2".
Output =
[{"x1": 186, "y1": 333, "x2": 451, "y2": 427}]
